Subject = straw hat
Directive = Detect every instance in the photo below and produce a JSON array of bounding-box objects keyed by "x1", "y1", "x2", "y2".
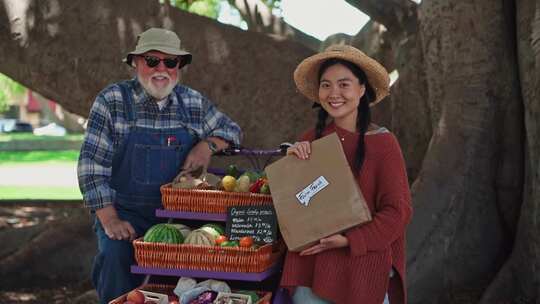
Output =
[
  {"x1": 294, "y1": 44, "x2": 390, "y2": 106},
  {"x1": 124, "y1": 28, "x2": 192, "y2": 68}
]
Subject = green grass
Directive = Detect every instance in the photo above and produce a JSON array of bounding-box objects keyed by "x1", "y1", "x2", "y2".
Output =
[
  {"x1": 0, "y1": 133, "x2": 84, "y2": 142},
  {"x1": 0, "y1": 133, "x2": 84, "y2": 200},
  {"x1": 0, "y1": 186, "x2": 82, "y2": 200},
  {"x1": 0, "y1": 150, "x2": 80, "y2": 164}
]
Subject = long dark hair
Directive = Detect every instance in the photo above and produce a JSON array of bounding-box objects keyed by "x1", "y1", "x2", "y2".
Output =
[{"x1": 314, "y1": 58, "x2": 376, "y2": 173}]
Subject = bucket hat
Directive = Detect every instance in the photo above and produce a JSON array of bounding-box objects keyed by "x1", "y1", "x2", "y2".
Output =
[
  {"x1": 294, "y1": 44, "x2": 390, "y2": 106},
  {"x1": 124, "y1": 28, "x2": 192, "y2": 68}
]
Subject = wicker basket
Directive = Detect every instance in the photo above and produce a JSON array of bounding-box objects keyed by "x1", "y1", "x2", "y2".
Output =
[
  {"x1": 160, "y1": 183, "x2": 273, "y2": 213},
  {"x1": 109, "y1": 284, "x2": 272, "y2": 304},
  {"x1": 133, "y1": 238, "x2": 282, "y2": 273}
]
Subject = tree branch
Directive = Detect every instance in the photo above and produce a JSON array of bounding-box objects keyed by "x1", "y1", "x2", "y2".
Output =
[
  {"x1": 229, "y1": 0, "x2": 320, "y2": 50},
  {"x1": 345, "y1": 0, "x2": 418, "y2": 35}
]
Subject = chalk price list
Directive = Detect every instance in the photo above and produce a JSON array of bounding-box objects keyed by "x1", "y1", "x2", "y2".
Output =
[{"x1": 226, "y1": 206, "x2": 277, "y2": 244}]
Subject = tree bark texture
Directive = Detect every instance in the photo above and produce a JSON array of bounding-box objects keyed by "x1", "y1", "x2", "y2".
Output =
[
  {"x1": 407, "y1": 1, "x2": 523, "y2": 303},
  {"x1": 0, "y1": 0, "x2": 316, "y2": 150},
  {"x1": 479, "y1": 0, "x2": 540, "y2": 302}
]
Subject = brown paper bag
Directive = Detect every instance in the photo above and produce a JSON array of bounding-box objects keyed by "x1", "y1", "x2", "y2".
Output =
[{"x1": 265, "y1": 133, "x2": 372, "y2": 252}]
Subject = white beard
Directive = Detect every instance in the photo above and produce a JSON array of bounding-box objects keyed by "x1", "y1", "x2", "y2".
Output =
[{"x1": 138, "y1": 72, "x2": 177, "y2": 100}]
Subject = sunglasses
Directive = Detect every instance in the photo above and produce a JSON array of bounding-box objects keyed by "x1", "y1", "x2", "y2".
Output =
[{"x1": 141, "y1": 55, "x2": 181, "y2": 69}]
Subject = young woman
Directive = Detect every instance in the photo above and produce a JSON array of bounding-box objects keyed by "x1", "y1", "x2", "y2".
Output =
[{"x1": 280, "y1": 45, "x2": 412, "y2": 304}]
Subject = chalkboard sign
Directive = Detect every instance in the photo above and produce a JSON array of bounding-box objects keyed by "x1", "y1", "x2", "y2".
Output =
[{"x1": 225, "y1": 205, "x2": 277, "y2": 244}]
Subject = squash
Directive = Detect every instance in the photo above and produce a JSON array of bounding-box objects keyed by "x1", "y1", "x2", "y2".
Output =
[{"x1": 184, "y1": 229, "x2": 216, "y2": 246}]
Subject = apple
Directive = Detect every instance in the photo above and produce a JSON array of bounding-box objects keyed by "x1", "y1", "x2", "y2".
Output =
[
  {"x1": 168, "y1": 295, "x2": 179, "y2": 304},
  {"x1": 126, "y1": 289, "x2": 145, "y2": 304}
]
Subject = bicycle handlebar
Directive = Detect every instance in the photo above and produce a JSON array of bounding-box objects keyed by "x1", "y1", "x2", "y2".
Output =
[{"x1": 216, "y1": 143, "x2": 292, "y2": 157}]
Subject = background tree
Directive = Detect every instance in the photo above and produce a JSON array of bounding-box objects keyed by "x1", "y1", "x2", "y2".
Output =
[
  {"x1": 168, "y1": 0, "x2": 221, "y2": 19},
  {"x1": 0, "y1": 74, "x2": 25, "y2": 114},
  {"x1": 167, "y1": 0, "x2": 320, "y2": 49}
]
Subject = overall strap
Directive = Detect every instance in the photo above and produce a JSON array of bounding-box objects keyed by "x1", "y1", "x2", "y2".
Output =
[
  {"x1": 173, "y1": 86, "x2": 202, "y2": 139},
  {"x1": 173, "y1": 86, "x2": 185, "y2": 116},
  {"x1": 118, "y1": 81, "x2": 136, "y2": 126}
]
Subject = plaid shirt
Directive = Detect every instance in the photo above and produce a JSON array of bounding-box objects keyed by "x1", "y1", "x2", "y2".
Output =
[{"x1": 77, "y1": 78, "x2": 242, "y2": 211}]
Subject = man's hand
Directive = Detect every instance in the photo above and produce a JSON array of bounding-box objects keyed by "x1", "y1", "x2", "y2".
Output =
[
  {"x1": 181, "y1": 141, "x2": 213, "y2": 175},
  {"x1": 95, "y1": 205, "x2": 137, "y2": 241},
  {"x1": 181, "y1": 137, "x2": 229, "y2": 175},
  {"x1": 299, "y1": 234, "x2": 349, "y2": 256}
]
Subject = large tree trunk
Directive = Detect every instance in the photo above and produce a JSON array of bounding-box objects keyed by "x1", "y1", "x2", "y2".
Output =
[
  {"x1": 479, "y1": 0, "x2": 540, "y2": 302},
  {"x1": 407, "y1": 0, "x2": 523, "y2": 302},
  {"x1": 0, "y1": 0, "x2": 315, "y2": 150}
]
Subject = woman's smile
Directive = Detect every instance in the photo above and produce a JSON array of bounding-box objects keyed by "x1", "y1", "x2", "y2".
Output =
[{"x1": 328, "y1": 100, "x2": 346, "y2": 108}]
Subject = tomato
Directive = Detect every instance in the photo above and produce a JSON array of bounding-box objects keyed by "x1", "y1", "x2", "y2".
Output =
[
  {"x1": 126, "y1": 289, "x2": 145, "y2": 304},
  {"x1": 215, "y1": 235, "x2": 228, "y2": 245},
  {"x1": 239, "y1": 236, "x2": 254, "y2": 248}
]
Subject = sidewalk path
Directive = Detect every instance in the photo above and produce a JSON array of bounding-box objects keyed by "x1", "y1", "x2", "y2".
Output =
[{"x1": 0, "y1": 163, "x2": 78, "y2": 187}]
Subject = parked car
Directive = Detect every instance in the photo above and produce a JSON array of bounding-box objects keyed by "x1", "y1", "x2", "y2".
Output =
[
  {"x1": 0, "y1": 118, "x2": 16, "y2": 132},
  {"x1": 12, "y1": 121, "x2": 34, "y2": 133},
  {"x1": 0, "y1": 119, "x2": 33, "y2": 133},
  {"x1": 33, "y1": 122, "x2": 66, "y2": 136}
]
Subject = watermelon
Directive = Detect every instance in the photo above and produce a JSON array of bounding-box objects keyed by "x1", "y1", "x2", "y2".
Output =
[
  {"x1": 143, "y1": 223, "x2": 184, "y2": 244},
  {"x1": 201, "y1": 223, "x2": 225, "y2": 236},
  {"x1": 169, "y1": 223, "x2": 192, "y2": 238}
]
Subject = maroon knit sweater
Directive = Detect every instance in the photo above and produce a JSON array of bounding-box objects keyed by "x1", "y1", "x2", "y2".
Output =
[{"x1": 280, "y1": 123, "x2": 413, "y2": 304}]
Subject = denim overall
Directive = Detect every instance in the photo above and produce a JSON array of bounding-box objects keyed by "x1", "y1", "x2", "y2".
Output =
[{"x1": 92, "y1": 82, "x2": 195, "y2": 304}]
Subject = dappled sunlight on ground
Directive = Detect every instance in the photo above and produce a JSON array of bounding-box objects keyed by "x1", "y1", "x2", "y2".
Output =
[
  {"x1": 0, "y1": 285, "x2": 92, "y2": 304},
  {"x1": 3, "y1": 292, "x2": 37, "y2": 302},
  {"x1": 0, "y1": 203, "x2": 93, "y2": 303},
  {"x1": 0, "y1": 206, "x2": 61, "y2": 229}
]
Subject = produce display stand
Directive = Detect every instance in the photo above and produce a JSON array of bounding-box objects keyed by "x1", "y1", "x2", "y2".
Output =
[
  {"x1": 129, "y1": 146, "x2": 291, "y2": 304},
  {"x1": 131, "y1": 261, "x2": 280, "y2": 281},
  {"x1": 155, "y1": 209, "x2": 227, "y2": 221},
  {"x1": 110, "y1": 284, "x2": 274, "y2": 304}
]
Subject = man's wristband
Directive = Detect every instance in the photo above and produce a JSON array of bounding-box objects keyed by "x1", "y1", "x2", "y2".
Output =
[{"x1": 203, "y1": 139, "x2": 219, "y2": 154}]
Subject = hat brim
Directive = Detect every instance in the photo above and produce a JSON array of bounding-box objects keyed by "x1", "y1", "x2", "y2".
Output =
[
  {"x1": 124, "y1": 46, "x2": 192, "y2": 68},
  {"x1": 294, "y1": 46, "x2": 390, "y2": 106}
]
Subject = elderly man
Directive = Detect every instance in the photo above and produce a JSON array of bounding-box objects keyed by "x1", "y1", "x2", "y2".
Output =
[{"x1": 77, "y1": 28, "x2": 242, "y2": 303}]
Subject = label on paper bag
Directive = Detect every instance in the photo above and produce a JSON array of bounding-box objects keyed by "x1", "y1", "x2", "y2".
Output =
[{"x1": 296, "y1": 176, "x2": 329, "y2": 206}]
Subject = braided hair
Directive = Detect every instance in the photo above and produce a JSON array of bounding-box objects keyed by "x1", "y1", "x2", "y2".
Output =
[{"x1": 314, "y1": 58, "x2": 376, "y2": 173}]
